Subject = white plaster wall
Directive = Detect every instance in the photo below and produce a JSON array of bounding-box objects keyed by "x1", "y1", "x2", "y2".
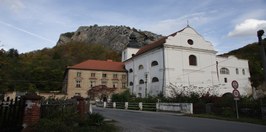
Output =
[
  {"x1": 125, "y1": 48, "x2": 164, "y2": 97},
  {"x1": 216, "y1": 56, "x2": 252, "y2": 96},
  {"x1": 166, "y1": 27, "x2": 215, "y2": 51},
  {"x1": 122, "y1": 47, "x2": 139, "y2": 62}
]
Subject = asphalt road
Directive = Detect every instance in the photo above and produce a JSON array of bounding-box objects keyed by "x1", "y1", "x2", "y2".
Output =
[{"x1": 93, "y1": 107, "x2": 266, "y2": 132}]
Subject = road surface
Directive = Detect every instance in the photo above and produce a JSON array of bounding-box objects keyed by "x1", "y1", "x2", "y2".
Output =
[{"x1": 93, "y1": 107, "x2": 266, "y2": 132}]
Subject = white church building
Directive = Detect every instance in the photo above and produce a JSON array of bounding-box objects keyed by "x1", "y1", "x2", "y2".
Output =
[{"x1": 122, "y1": 26, "x2": 252, "y2": 98}]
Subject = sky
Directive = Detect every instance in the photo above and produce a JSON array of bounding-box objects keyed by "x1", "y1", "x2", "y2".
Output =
[{"x1": 0, "y1": 0, "x2": 266, "y2": 54}]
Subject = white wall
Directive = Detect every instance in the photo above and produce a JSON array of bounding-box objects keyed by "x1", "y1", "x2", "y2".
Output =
[
  {"x1": 125, "y1": 48, "x2": 164, "y2": 97},
  {"x1": 122, "y1": 47, "x2": 139, "y2": 62},
  {"x1": 216, "y1": 56, "x2": 252, "y2": 96}
]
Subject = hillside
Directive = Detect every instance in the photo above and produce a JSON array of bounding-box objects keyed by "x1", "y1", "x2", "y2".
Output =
[
  {"x1": 56, "y1": 25, "x2": 162, "y2": 52},
  {"x1": 0, "y1": 42, "x2": 120, "y2": 93}
]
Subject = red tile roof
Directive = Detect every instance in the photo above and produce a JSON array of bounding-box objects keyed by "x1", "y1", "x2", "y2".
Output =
[{"x1": 68, "y1": 60, "x2": 125, "y2": 72}]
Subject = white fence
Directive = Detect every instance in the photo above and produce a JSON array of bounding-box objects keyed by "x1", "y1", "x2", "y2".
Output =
[
  {"x1": 96, "y1": 102, "x2": 193, "y2": 114},
  {"x1": 157, "y1": 103, "x2": 193, "y2": 114}
]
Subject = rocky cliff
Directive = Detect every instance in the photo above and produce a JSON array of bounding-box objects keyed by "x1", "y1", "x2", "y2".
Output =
[{"x1": 56, "y1": 25, "x2": 162, "y2": 52}]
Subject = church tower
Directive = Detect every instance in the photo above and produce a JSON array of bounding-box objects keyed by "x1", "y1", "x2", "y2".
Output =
[{"x1": 121, "y1": 33, "x2": 140, "y2": 62}]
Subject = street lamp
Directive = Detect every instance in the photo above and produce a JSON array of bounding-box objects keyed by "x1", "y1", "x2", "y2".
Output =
[{"x1": 257, "y1": 30, "x2": 266, "y2": 82}]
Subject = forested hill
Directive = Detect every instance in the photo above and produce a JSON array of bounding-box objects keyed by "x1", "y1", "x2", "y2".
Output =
[
  {"x1": 0, "y1": 42, "x2": 120, "y2": 93},
  {"x1": 220, "y1": 42, "x2": 266, "y2": 88},
  {"x1": 56, "y1": 25, "x2": 162, "y2": 52}
]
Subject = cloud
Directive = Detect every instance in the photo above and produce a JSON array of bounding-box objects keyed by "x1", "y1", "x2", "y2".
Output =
[
  {"x1": 0, "y1": 0, "x2": 25, "y2": 13},
  {"x1": 228, "y1": 19, "x2": 266, "y2": 37}
]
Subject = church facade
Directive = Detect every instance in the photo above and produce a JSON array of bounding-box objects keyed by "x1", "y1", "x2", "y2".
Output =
[{"x1": 122, "y1": 26, "x2": 251, "y2": 97}]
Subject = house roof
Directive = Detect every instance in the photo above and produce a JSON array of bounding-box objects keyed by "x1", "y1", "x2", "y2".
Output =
[{"x1": 68, "y1": 60, "x2": 125, "y2": 72}]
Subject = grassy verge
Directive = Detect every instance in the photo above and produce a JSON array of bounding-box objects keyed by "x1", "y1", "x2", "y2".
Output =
[
  {"x1": 187, "y1": 114, "x2": 266, "y2": 126},
  {"x1": 84, "y1": 122, "x2": 118, "y2": 132}
]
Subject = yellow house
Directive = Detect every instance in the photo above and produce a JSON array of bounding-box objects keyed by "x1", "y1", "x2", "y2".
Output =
[{"x1": 63, "y1": 59, "x2": 127, "y2": 99}]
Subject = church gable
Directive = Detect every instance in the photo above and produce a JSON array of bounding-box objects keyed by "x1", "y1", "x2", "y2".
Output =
[{"x1": 165, "y1": 26, "x2": 216, "y2": 52}]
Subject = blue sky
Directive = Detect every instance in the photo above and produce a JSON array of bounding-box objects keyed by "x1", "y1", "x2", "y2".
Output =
[{"x1": 0, "y1": 0, "x2": 266, "y2": 54}]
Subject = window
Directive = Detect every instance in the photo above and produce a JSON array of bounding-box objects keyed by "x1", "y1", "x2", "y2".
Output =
[
  {"x1": 129, "y1": 69, "x2": 133, "y2": 73},
  {"x1": 76, "y1": 80, "x2": 81, "y2": 88},
  {"x1": 113, "y1": 82, "x2": 118, "y2": 88},
  {"x1": 91, "y1": 73, "x2": 95, "y2": 77},
  {"x1": 102, "y1": 73, "x2": 107, "y2": 78},
  {"x1": 138, "y1": 93, "x2": 142, "y2": 98},
  {"x1": 122, "y1": 83, "x2": 126, "y2": 88},
  {"x1": 224, "y1": 78, "x2": 227, "y2": 83},
  {"x1": 139, "y1": 65, "x2": 144, "y2": 70},
  {"x1": 242, "y1": 69, "x2": 245, "y2": 75},
  {"x1": 139, "y1": 79, "x2": 144, "y2": 84},
  {"x1": 77, "y1": 72, "x2": 81, "y2": 77},
  {"x1": 189, "y1": 55, "x2": 197, "y2": 66},
  {"x1": 122, "y1": 75, "x2": 126, "y2": 79},
  {"x1": 151, "y1": 61, "x2": 158, "y2": 66},
  {"x1": 129, "y1": 82, "x2": 133, "y2": 86},
  {"x1": 187, "y1": 39, "x2": 194, "y2": 45},
  {"x1": 113, "y1": 74, "x2": 118, "y2": 79},
  {"x1": 90, "y1": 81, "x2": 96, "y2": 87},
  {"x1": 236, "y1": 68, "x2": 239, "y2": 75},
  {"x1": 152, "y1": 77, "x2": 159, "y2": 82},
  {"x1": 220, "y1": 68, "x2": 230, "y2": 74}
]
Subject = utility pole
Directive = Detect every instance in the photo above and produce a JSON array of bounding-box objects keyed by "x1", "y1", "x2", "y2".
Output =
[{"x1": 257, "y1": 30, "x2": 266, "y2": 82}]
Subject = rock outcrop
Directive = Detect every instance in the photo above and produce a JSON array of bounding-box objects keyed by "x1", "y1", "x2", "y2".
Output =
[{"x1": 56, "y1": 25, "x2": 162, "y2": 52}]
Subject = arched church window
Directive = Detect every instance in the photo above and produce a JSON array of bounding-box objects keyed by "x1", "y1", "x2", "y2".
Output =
[
  {"x1": 139, "y1": 79, "x2": 144, "y2": 84},
  {"x1": 220, "y1": 67, "x2": 230, "y2": 74},
  {"x1": 189, "y1": 55, "x2": 197, "y2": 66},
  {"x1": 152, "y1": 77, "x2": 159, "y2": 82},
  {"x1": 139, "y1": 65, "x2": 144, "y2": 70},
  {"x1": 151, "y1": 61, "x2": 158, "y2": 67}
]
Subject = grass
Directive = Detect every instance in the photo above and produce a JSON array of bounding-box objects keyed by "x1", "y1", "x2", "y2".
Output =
[
  {"x1": 84, "y1": 122, "x2": 118, "y2": 132},
  {"x1": 187, "y1": 114, "x2": 266, "y2": 126}
]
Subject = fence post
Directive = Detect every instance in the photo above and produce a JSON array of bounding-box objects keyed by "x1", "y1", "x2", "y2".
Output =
[
  {"x1": 190, "y1": 103, "x2": 193, "y2": 114},
  {"x1": 139, "y1": 102, "x2": 143, "y2": 111},
  {"x1": 89, "y1": 103, "x2": 92, "y2": 114},
  {"x1": 103, "y1": 102, "x2": 107, "y2": 108},
  {"x1": 125, "y1": 102, "x2": 128, "y2": 110},
  {"x1": 72, "y1": 96, "x2": 86, "y2": 118},
  {"x1": 113, "y1": 102, "x2": 116, "y2": 108},
  {"x1": 22, "y1": 93, "x2": 42, "y2": 131}
]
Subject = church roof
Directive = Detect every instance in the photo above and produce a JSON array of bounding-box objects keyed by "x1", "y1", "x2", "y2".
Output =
[
  {"x1": 68, "y1": 60, "x2": 125, "y2": 72},
  {"x1": 134, "y1": 28, "x2": 184, "y2": 56}
]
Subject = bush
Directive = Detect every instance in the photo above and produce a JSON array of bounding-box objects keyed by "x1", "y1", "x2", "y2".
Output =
[
  {"x1": 86, "y1": 113, "x2": 104, "y2": 126},
  {"x1": 111, "y1": 89, "x2": 130, "y2": 102}
]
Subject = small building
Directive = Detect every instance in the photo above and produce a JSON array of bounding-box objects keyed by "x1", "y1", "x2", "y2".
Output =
[
  {"x1": 63, "y1": 59, "x2": 127, "y2": 99},
  {"x1": 122, "y1": 26, "x2": 252, "y2": 97}
]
